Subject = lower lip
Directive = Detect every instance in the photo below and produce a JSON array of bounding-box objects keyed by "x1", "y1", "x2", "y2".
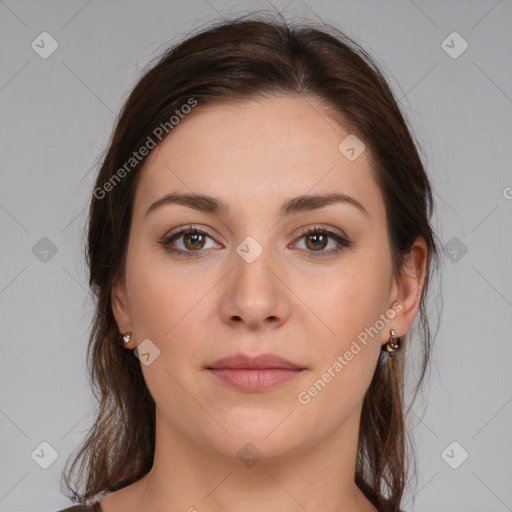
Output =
[{"x1": 207, "y1": 368, "x2": 304, "y2": 392}]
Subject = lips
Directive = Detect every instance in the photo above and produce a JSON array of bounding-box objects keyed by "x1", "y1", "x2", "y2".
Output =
[
  {"x1": 206, "y1": 352, "x2": 304, "y2": 371},
  {"x1": 205, "y1": 353, "x2": 306, "y2": 392}
]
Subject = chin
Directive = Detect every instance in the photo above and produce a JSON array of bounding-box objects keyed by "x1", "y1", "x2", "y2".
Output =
[{"x1": 203, "y1": 410, "x2": 306, "y2": 459}]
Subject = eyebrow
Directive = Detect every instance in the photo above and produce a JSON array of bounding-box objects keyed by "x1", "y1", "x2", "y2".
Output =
[{"x1": 145, "y1": 192, "x2": 369, "y2": 218}]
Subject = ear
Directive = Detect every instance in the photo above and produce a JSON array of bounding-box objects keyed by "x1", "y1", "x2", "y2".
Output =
[
  {"x1": 386, "y1": 237, "x2": 428, "y2": 341},
  {"x1": 111, "y1": 278, "x2": 134, "y2": 345}
]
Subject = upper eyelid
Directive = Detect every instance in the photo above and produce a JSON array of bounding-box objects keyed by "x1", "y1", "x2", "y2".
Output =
[
  {"x1": 165, "y1": 225, "x2": 218, "y2": 242},
  {"x1": 295, "y1": 225, "x2": 348, "y2": 240},
  {"x1": 164, "y1": 224, "x2": 346, "y2": 237}
]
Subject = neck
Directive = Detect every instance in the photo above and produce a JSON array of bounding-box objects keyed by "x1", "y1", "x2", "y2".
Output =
[{"x1": 132, "y1": 408, "x2": 377, "y2": 512}]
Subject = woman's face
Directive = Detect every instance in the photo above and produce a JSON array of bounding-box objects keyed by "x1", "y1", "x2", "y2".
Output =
[{"x1": 112, "y1": 95, "x2": 423, "y2": 462}]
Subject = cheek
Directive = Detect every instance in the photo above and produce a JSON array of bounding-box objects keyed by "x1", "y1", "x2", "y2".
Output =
[
  {"x1": 125, "y1": 245, "x2": 214, "y2": 361},
  {"x1": 125, "y1": 245, "x2": 179, "y2": 338},
  {"x1": 297, "y1": 272, "x2": 387, "y2": 419},
  {"x1": 312, "y1": 267, "x2": 390, "y2": 343},
  {"x1": 303, "y1": 251, "x2": 392, "y2": 397},
  {"x1": 126, "y1": 256, "x2": 209, "y2": 404}
]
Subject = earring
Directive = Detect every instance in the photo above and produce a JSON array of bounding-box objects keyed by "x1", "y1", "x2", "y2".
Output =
[
  {"x1": 384, "y1": 329, "x2": 401, "y2": 354},
  {"x1": 120, "y1": 331, "x2": 132, "y2": 345}
]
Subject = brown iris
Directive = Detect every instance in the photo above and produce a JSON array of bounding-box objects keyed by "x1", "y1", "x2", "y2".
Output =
[
  {"x1": 183, "y1": 232, "x2": 206, "y2": 250},
  {"x1": 305, "y1": 233, "x2": 328, "y2": 251}
]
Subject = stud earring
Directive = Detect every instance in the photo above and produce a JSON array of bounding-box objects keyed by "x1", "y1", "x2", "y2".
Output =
[
  {"x1": 119, "y1": 331, "x2": 132, "y2": 345},
  {"x1": 384, "y1": 329, "x2": 401, "y2": 354}
]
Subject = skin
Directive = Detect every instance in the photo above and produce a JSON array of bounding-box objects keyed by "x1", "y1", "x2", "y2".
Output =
[{"x1": 107, "y1": 95, "x2": 427, "y2": 512}]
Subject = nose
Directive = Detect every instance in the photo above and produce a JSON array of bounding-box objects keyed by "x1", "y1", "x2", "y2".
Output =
[{"x1": 219, "y1": 244, "x2": 291, "y2": 331}]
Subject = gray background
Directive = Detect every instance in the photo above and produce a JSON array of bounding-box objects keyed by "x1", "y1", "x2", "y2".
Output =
[{"x1": 1, "y1": 1, "x2": 511, "y2": 511}]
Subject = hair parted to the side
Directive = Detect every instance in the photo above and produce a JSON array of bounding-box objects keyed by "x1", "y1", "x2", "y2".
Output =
[{"x1": 61, "y1": 11, "x2": 441, "y2": 512}]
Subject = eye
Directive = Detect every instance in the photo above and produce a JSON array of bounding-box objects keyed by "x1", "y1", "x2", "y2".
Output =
[
  {"x1": 159, "y1": 225, "x2": 220, "y2": 259},
  {"x1": 293, "y1": 226, "x2": 351, "y2": 259}
]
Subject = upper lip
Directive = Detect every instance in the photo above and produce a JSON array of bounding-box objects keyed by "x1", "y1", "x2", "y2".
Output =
[{"x1": 206, "y1": 353, "x2": 305, "y2": 370}]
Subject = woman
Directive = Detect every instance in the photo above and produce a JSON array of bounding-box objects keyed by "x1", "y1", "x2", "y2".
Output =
[{"x1": 58, "y1": 11, "x2": 440, "y2": 512}]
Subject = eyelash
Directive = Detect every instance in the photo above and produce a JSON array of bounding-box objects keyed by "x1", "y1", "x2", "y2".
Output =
[{"x1": 158, "y1": 225, "x2": 352, "y2": 260}]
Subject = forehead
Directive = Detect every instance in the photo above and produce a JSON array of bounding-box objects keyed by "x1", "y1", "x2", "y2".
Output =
[{"x1": 133, "y1": 95, "x2": 384, "y2": 220}]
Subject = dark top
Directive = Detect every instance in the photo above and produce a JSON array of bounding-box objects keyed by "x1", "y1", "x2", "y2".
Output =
[{"x1": 56, "y1": 500, "x2": 102, "y2": 512}]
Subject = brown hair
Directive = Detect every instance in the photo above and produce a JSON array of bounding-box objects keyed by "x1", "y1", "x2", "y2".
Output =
[{"x1": 61, "y1": 11, "x2": 441, "y2": 512}]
